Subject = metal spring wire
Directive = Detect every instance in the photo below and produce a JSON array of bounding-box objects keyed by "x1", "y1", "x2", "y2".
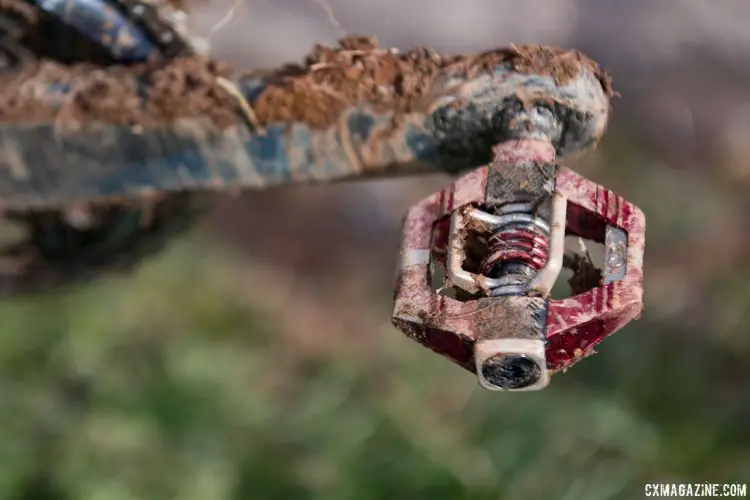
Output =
[{"x1": 476, "y1": 203, "x2": 551, "y2": 296}]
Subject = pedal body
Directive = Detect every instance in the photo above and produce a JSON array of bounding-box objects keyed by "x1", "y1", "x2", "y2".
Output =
[{"x1": 392, "y1": 139, "x2": 645, "y2": 391}]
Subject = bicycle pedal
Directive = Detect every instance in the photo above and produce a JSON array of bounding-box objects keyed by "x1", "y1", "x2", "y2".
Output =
[{"x1": 392, "y1": 139, "x2": 645, "y2": 391}]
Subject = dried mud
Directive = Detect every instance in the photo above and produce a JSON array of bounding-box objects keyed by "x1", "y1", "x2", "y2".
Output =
[
  {"x1": 252, "y1": 36, "x2": 613, "y2": 129},
  {"x1": 0, "y1": 35, "x2": 612, "y2": 131},
  {"x1": 0, "y1": 56, "x2": 240, "y2": 128}
]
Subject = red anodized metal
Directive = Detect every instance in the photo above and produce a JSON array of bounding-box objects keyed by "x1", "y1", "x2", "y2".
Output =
[{"x1": 391, "y1": 139, "x2": 646, "y2": 377}]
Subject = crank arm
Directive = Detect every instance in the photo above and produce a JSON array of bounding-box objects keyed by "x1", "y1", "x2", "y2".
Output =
[{"x1": 0, "y1": 38, "x2": 611, "y2": 210}]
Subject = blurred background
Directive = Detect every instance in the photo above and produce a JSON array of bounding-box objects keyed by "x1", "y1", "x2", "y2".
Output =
[{"x1": 1, "y1": 0, "x2": 749, "y2": 498}]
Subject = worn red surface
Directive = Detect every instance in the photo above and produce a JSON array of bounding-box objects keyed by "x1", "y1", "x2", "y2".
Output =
[{"x1": 546, "y1": 168, "x2": 645, "y2": 372}]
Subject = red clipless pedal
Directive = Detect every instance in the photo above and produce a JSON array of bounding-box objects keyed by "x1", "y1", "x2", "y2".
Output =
[{"x1": 392, "y1": 139, "x2": 645, "y2": 391}]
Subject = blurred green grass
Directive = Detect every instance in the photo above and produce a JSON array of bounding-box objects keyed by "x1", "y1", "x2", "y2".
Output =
[{"x1": 0, "y1": 132, "x2": 749, "y2": 499}]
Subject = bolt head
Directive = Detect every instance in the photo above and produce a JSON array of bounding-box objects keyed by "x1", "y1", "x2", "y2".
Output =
[
  {"x1": 481, "y1": 354, "x2": 542, "y2": 390},
  {"x1": 607, "y1": 242, "x2": 626, "y2": 269}
]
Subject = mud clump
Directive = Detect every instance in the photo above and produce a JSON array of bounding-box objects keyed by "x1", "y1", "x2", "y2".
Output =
[
  {"x1": 249, "y1": 35, "x2": 445, "y2": 129},
  {"x1": 250, "y1": 35, "x2": 613, "y2": 129},
  {"x1": 0, "y1": 56, "x2": 239, "y2": 128},
  {"x1": 0, "y1": 36, "x2": 612, "y2": 131},
  {"x1": 144, "y1": 57, "x2": 237, "y2": 126},
  {"x1": 502, "y1": 44, "x2": 613, "y2": 96}
]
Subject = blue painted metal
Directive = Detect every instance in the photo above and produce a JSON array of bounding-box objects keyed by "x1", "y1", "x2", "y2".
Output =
[{"x1": 29, "y1": 0, "x2": 159, "y2": 61}]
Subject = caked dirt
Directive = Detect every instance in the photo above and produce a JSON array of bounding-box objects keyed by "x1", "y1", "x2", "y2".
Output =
[
  {"x1": 0, "y1": 35, "x2": 613, "y2": 130},
  {"x1": 253, "y1": 36, "x2": 613, "y2": 129},
  {"x1": 0, "y1": 57, "x2": 240, "y2": 128}
]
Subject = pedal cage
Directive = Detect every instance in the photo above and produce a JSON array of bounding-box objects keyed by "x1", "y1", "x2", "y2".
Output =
[{"x1": 392, "y1": 139, "x2": 645, "y2": 391}]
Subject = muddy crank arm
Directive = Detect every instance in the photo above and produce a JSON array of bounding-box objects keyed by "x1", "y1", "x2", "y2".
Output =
[{"x1": 0, "y1": 37, "x2": 611, "y2": 210}]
